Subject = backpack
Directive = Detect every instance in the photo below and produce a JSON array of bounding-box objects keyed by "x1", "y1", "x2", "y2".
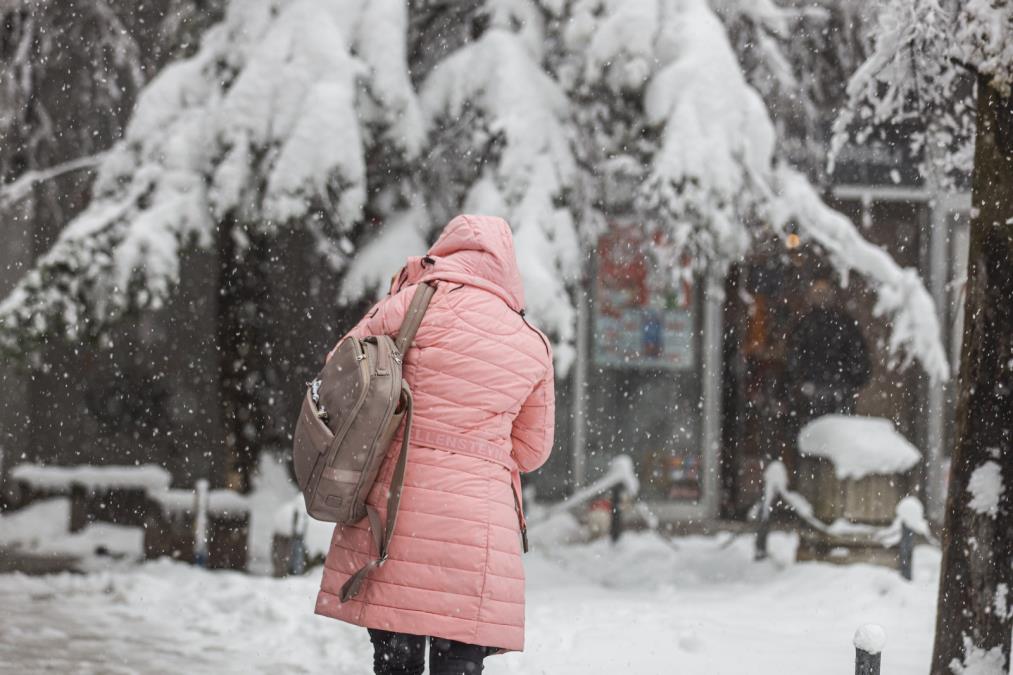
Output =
[{"x1": 291, "y1": 282, "x2": 436, "y2": 601}]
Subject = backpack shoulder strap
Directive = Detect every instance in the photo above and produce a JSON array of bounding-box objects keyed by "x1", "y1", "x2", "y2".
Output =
[{"x1": 394, "y1": 282, "x2": 437, "y2": 354}]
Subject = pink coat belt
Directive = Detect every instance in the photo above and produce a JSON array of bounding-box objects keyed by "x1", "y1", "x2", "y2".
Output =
[
  {"x1": 393, "y1": 423, "x2": 528, "y2": 550},
  {"x1": 395, "y1": 424, "x2": 516, "y2": 471}
]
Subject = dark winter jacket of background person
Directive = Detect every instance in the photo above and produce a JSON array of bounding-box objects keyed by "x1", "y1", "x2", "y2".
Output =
[
  {"x1": 786, "y1": 305, "x2": 871, "y2": 418},
  {"x1": 315, "y1": 215, "x2": 556, "y2": 653}
]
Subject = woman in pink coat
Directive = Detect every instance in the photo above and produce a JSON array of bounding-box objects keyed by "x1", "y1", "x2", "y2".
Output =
[{"x1": 316, "y1": 214, "x2": 555, "y2": 674}]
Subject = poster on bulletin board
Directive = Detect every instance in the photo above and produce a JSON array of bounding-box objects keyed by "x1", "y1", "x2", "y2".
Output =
[{"x1": 593, "y1": 223, "x2": 696, "y2": 370}]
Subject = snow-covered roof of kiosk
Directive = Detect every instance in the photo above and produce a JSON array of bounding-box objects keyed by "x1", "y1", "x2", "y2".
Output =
[
  {"x1": 797, "y1": 415, "x2": 921, "y2": 480},
  {"x1": 10, "y1": 464, "x2": 172, "y2": 492}
]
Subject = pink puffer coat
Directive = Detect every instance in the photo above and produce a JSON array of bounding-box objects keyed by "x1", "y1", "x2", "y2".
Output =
[{"x1": 315, "y1": 215, "x2": 555, "y2": 652}]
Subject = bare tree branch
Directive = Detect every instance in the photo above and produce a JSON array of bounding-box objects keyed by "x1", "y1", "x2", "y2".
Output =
[{"x1": 0, "y1": 152, "x2": 106, "y2": 211}]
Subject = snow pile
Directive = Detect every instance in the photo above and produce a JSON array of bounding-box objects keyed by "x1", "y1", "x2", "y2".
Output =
[
  {"x1": 967, "y1": 460, "x2": 1004, "y2": 519},
  {"x1": 10, "y1": 464, "x2": 171, "y2": 492},
  {"x1": 854, "y1": 623, "x2": 887, "y2": 654},
  {"x1": 798, "y1": 415, "x2": 922, "y2": 480},
  {"x1": 0, "y1": 498, "x2": 71, "y2": 549},
  {"x1": 760, "y1": 460, "x2": 818, "y2": 521},
  {"x1": 0, "y1": 498, "x2": 143, "y2": 565},
  {"x1": 893, "y1": 496, "x2": 933, "y2": 540},
  {"x1": 0, "y1": 529, "x2": 944, "y2": 673}
]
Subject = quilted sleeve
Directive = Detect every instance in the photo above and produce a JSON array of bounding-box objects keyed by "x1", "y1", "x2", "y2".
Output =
[
  {"x1": 326, "y1": 285, "x2": 416, "y2": 361},
  {"x1": 510, "y1": 365, "x2": 556, "y2": 473}
]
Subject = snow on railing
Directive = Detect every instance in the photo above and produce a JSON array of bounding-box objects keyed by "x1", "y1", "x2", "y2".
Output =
[
  {"x1": 527, "y1": 455, "x2": 657, "y2": 542},
  {"x1": 753, "y1": 460, "x2": 937, "y2": 578},
  {"x1": 10, "y1": 463, "x2": 171, "y2": 492}
]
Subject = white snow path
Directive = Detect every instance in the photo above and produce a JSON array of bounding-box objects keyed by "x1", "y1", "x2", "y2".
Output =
[{"x1": 0, "y1": 533, "x2": 941, "y2": 674}]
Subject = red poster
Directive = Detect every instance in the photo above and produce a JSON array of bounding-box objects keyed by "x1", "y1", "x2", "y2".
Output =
[{"x1": 594, "y1": 224, "x2": 696, "y2": 370}]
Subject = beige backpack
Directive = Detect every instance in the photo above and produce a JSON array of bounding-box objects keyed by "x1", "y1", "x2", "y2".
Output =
[{"x1": 292, "y1": 282, "x2": 435, "y2": 600}]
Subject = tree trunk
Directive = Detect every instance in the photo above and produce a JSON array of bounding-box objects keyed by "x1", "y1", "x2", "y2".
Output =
[
  {"x1": 930, "y1": 74, "x2": 1013, "y2": 674},
  {"x1": 216, "y1": 217, "x2": 276, "y2": 493}
]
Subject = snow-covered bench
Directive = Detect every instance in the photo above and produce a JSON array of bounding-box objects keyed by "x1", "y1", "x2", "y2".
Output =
[
  {"x1": 793, "y1": 415, "x2": 923, "y2": 566},
  {"x1": 9, "y1": 463, "x2": 172, "y2": 532},
  {"x1": 144, "y1": 488, "x2": 250, "y2": 570}
]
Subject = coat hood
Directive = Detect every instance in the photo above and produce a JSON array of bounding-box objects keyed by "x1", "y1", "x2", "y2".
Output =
[{"x1": 392, "y1": 215, "x2": 525, "y2": 312}]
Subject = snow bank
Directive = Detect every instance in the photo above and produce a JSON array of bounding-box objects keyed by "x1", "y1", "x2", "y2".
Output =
[
  {"x1": 10, "y1": 464, "x2": 171, "y2": 492},
  {"x1": 0, "y1": 498, "x2": 71, "y2": 548},
  {"x1": 798, "y1": 415, "x2": 922, "y2": 480},
  {"x1": 0, "y1": 529, "x2": 943, "y2": 673},
  {"x1": 0, "y1": 498, "x2": 143, "y2": 564}
]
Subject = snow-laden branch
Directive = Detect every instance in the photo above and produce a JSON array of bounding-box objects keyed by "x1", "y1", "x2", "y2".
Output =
[
  {"x1": 572, "y1": 0, "x2": 949, "y2": 379},
  {"x1": 827, "y1": 0, "x2": 1011, "y2": 183},
  {"x1": 0, "y1": 0, "x2": 421, "y2": 355},
  {"x1": 528, "y1": 455, "x2": 640, "y2": 526},
  {"x1": 1, "y1": 0, "x2": 950, "y2": 384},
  {"x1": 421, "y1": 24, "x2": 581, "y2": 372},
  {"x1": 768, "y1": 167, "x2": 950, "y2": 381}
]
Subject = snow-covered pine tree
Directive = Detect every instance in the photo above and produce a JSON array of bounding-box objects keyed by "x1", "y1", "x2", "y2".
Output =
[
  {"x1": 834, "y1": 1, "x2": 1013, "y2": 672},
  {"x1": 419, "y1": 0, "x2": 949, "y2": 378},
  {"x1": 717, "y1": 0, "x2": 876, "y2": 182},
  {"x1": 2, "y1": 0, "x2": 950, "y2": 490},
  {"x1": 0, "y1": 0, "x2": 423, "y2": 491}
]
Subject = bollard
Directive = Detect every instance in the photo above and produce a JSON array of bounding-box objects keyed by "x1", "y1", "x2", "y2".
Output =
[
  {"x1": 288, "y1": 509, "x2": 306, "y2": 576},
  {"x1": 853, "y1": 624, "x2": 885, "y2": 675},
  {"x1": 193, "y1": 479, "x2": 209, "y2": 568},
  {"x1": 609, "y1": 483, "x2": 624, "y2": 544},
  {"x1": 898, "y1": 523, "x2": 914, "y2": 581},
  {"x1": 755, "y1": 498, "x2": 770, "y2": 561}
]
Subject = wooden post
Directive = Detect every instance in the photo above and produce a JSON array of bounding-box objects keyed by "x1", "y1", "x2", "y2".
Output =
[
  {"x1": 193, "y1": 479, "x2": 209, "y2": 568},
  {"x1": 610, "y1": 483, "x2": 623, "y2": 544},
  {"x1": 854, "y1": 624, "x2": 885, "y2": 675},
  {"x1": 855, "y1": 648, "x2": 881, "y2": 675},
  {"x1": 288, "y1": 509, "x2": 306, "y2": 576},
  {"x1": 755, "y1": 498, "x2": 770, "y2": 561},
  {"x1": 898, "y1": 523, "x2": 913, "y2": 581}
]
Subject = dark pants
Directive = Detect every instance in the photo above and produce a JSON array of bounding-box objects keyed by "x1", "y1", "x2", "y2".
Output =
[{"x1": 368, "y1": 629, "x2": 491, "y2": 675}]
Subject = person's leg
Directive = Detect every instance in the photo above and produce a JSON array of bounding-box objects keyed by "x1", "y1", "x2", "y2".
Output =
[
  {"x1": 429, "y1": 637, "x2": 491, "y2": 675},
  {"x1": 368, "y1": 629, "x2": 426, "y2": 675}
]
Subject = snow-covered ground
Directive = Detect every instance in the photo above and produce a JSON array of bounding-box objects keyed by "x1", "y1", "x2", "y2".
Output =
[{"x1": 0, "y1": 523, "x2": 940, "y2": 674}]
